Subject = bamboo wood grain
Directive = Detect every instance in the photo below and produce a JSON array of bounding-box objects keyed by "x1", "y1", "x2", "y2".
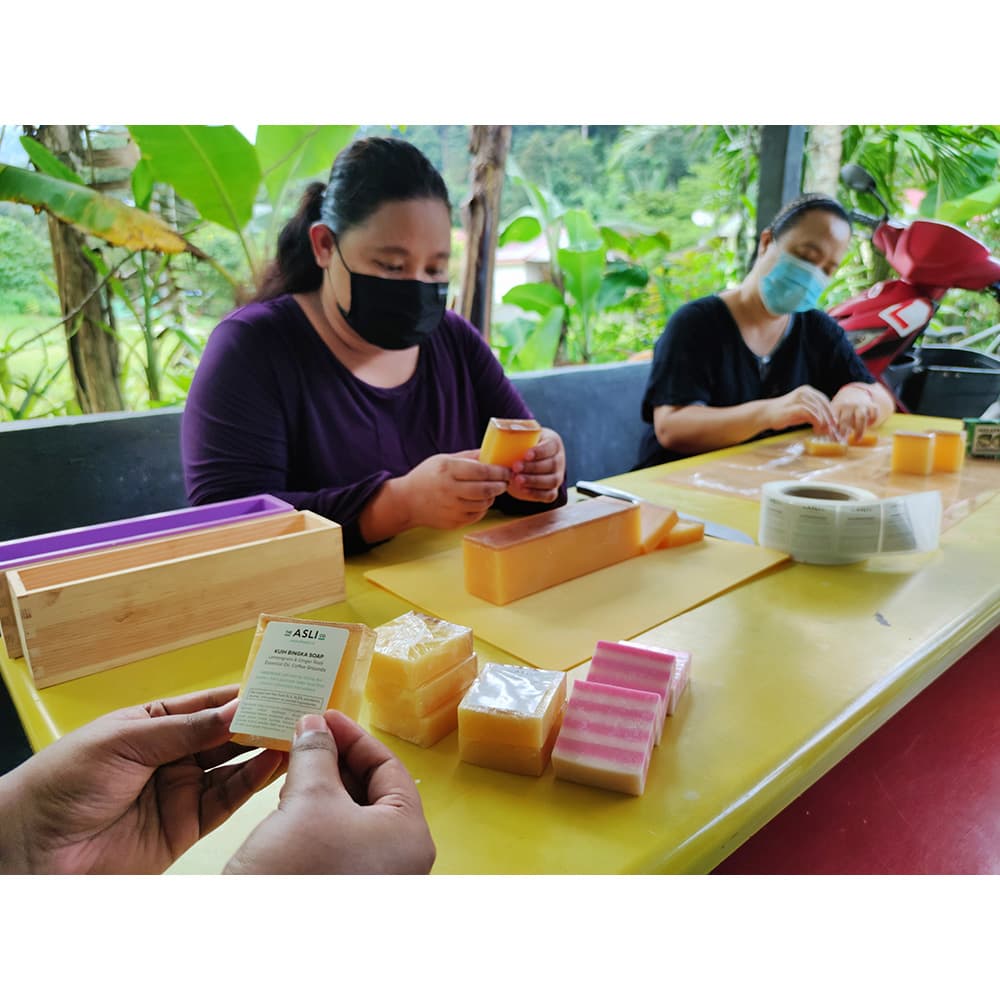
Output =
[
  {"x1": 9, "y1": 511, "x2": 345, "y2": 687},
  {"x1": 1, "y1": 510, "x2": 304, "y2": 659}
]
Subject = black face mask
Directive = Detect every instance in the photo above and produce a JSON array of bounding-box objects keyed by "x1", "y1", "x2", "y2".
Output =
[{"x1": 334, "y1": 240, "x2": 448, "y2": 351}]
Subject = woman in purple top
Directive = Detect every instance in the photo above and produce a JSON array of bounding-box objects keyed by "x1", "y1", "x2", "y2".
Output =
[{"x1": 182, "y1": 137, "x2": 567, "y2": 554}]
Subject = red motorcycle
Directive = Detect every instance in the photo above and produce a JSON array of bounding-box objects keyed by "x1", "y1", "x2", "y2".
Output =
[{"x1": 829, "y1": 163, "x2": 1000, "y2": 416}]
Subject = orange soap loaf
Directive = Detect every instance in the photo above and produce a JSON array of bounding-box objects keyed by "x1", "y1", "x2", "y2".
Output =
[
  {"x1": 891, "y1": 431, "x2": 935, "y2": 475},
  {"x1": 463, "y1": 497, "x2": 643, "y2": 605},
  {"x1": 639, "y1": 502, "x2": 679, "y2": 553},
  {"x1": 230, "y1": 614, "x2": 376, "y2": 752},
  {"x1": 805, "y1": 436, "x2": 849, "y2": 457},
  {"x1": 479, "y1": 417, "x2": 542, "y2": 467}
]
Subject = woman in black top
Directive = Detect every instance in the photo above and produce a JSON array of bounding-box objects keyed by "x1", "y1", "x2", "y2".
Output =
[{"x1": 636, "y1": 193, "x2": 895, "y2": 469}]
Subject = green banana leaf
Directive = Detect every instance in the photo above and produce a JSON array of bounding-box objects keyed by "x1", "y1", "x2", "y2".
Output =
[
  {"x1": 0, "y1": 163, "x2": 197, "y2": 256},
  {"x1": 502, "y1": 281, "x2": 564, "y2": 316},
  {"x1": 517, "y1": 306, "x2": 564, "y2": 371},
  {"x1": 563, "y1": 208, "x2": 602, "y2": 251},
  {"x1": 128, "y1": 125, "x2": 260, "y2": 232},
  {"x1": 498, "y1": 214, "x2": 542, "y2": 246},
  {"x1": 558, "y1": 246, "x2": 606, "y2": 315},
  {"x1": 19, "y1": 136, "x2": 84, "y2": 184},
  {"x1": 131, "y1": 158, "x2": 155, "y2": 211},
  {"x1": 936, "y1": 182, "x2": 1000, "y2": 226},
  {"x1": 255, "y1": 125, "x2": 358, "y2": 207},
  {"x1": 596, "y1": 263, "x2": 649, "y2": 312}
]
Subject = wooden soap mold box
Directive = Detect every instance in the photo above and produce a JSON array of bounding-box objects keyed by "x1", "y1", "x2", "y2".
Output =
[{"x1": 6, "y1": 509, "x2": 345, "y2": 689}]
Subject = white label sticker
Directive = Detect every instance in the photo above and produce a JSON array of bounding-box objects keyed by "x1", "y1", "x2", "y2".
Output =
[
  {"x1": 877, "y1": 298, "x2": 932, "y2": 337},
  {"x1": 231, "y1": 621, "x2": 349, "y2": 742}
]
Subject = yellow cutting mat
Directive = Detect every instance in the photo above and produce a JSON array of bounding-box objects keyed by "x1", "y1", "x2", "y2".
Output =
[{"x1": 365, "y1": 539, "x2": 789, "y2": 672}]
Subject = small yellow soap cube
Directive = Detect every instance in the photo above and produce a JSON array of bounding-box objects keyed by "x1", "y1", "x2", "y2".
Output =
[
  {"x1": 369, "y1": 611, "x2": 473, "y2": 690},
  {"x1": 849, "y1": 428, "x2": 879, "y2": 447},
  {"x1": 479, "y1": 417, "x2": 542, "y2": 467},
  {"x1": 891, "y1": 431, "x2": 935, "y2": 475},
  {"x1": 458, "y1": 662, "x2": 566, "y2": 748},
  {"x1": 805, "y1": 436, "x2": 849, "y2": 457},
  {"x1": 927, "y1": 429, "x2": 965, "y2": 474}
]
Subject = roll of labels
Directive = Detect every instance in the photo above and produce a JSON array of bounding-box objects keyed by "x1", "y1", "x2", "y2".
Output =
[{"x1": 758, "y1": 481, "x2": 942, "y2": 565}]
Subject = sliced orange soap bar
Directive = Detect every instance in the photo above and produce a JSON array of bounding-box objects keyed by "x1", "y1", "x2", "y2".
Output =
[
  {"x1": 927, "y1": 429, "x2": 965, "y2": 474},
  {"x1": 891, "y1": 431, "x2": 935, "y2": 475},
  {"x1": 463, "y1": 497, "x2": 642, "y2": 605},
  {"x1": 639, "y1": 501, "x2": 679, "y2": 553},
  {"x1": 660, "y1": 519, "x2": 705, "y2": 548},
  {"x1": 479, "y1": 417, "x2": 542, "y2": 467},
  {"x1": 230, "y1": 614, "x2": 375, "y2": 752},
  {"x1": 805, "y1": 436, "x2": 849, "y2": 457}
]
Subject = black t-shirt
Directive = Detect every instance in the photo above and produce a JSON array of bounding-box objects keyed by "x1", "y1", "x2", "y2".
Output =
[{"x1": 635, "y1": 295, "x2": 875, "y2": 469}]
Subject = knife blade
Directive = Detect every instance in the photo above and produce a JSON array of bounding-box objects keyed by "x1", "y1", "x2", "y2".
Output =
[{"x1": 574, "y1": 480, "x2": 756, "y2": 546}]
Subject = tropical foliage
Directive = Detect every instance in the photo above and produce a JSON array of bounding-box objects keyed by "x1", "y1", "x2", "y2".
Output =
[{"x1": 1, "y1": 123, "x2": 999, "y2": 418}]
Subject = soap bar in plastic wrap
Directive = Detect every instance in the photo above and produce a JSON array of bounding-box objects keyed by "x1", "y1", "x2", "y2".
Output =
[
  {"x1": 368, "y1": 611, "x2": 473, "y2": 689},
  {"x1": 230, "y1": 614, "x2": 375, "y2": 752}
]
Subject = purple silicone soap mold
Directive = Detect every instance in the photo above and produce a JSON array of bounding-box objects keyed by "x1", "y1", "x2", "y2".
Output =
[{"x1": 0, "y1": 495, "x2": 294, "y2": 572}]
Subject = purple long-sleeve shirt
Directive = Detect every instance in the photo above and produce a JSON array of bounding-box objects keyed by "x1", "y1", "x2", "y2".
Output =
[{"x1": 181, "y1": 294, "x2": 566, "y2": 554}]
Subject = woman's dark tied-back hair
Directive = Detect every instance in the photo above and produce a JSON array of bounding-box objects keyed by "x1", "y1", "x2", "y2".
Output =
[
  {"x1": 745, "y1": 192, "x2": 852, "y2": 272},
  {"x1": 254, "y1": 137, "x2": 452, "y2": 302},
  {"x1": 768, "y1": 192, "x2": 851, "y2": 239}
]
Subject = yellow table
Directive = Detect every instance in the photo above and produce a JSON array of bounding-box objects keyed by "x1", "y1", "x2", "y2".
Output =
[{"x1": 2, "y1": 414, "x2": 998, "y2": 874}]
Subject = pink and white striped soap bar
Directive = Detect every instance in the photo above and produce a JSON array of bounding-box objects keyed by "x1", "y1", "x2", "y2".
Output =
[
  {"x1": 587, "y1": 639, "x2": 674, "y2": 745},
  {"x1": 551, "y1": 679, "x2": 659, "y2": 796},
  {"x1": 667, "y1": 651, "x2": 691, "y2": 715}
]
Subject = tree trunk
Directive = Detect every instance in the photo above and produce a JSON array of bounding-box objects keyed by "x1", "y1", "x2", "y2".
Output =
[
  {"x1": 34, "y1": 125, "x2": 123, "y2": 413},
  {"x1": 804, "y1": 125, "x2": 844, "y2": 197},
  {"x1": 457, "y1": 126, "x2": 512, "y2": 340}
]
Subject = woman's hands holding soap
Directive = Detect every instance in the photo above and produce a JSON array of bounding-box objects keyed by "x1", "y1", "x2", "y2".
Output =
[
  {"x1": 0, "y1": 685, "x2": 285, "y2": 875},
  {"x1": 508, "y1": 428, "x2": 566, "y2": 504},
  {"x1": 400, "y1": 450, "x2": 512, "y2": 529},
  {"x1": 224, "y1": 710, "x2": 436, "y2": 875}
]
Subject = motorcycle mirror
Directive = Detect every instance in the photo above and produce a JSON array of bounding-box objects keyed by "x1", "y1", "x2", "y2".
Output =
[{"x1": 840, "y1": 163, "x2": 877, "y2": 194}]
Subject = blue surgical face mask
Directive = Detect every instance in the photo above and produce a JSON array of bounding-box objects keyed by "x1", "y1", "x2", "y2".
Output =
[{"x1": 759, "y1": 252, "x2": 830, "y2": 315}]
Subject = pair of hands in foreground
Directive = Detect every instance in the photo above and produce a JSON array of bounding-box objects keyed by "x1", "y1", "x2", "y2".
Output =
[{"x1": 0, "y1": 686, "x2": 435, "y2": 876}]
